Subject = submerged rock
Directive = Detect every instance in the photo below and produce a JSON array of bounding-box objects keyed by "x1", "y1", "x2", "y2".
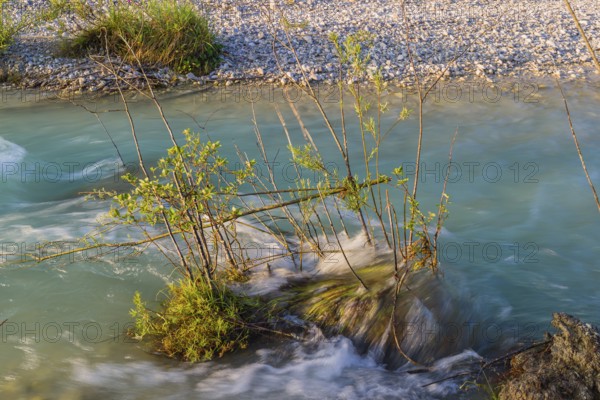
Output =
[
  {"x1": 499, "y1": 313, "x2": 600, "y2": 400},
  {"x1": 286, "y1": 264, "x2": 503, "y2": 369}
]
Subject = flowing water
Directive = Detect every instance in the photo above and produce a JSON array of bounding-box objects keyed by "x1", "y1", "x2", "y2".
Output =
[{"x1": 1, "y1": 80, "x2": 599, "y2": 399}]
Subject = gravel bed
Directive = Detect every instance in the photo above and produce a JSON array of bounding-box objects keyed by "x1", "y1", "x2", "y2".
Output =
[{"x1": 0, "y1": 0, "x2": 599, "y2": 94}]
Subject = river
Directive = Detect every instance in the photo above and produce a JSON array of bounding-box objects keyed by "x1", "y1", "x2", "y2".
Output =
[{"x1": 1, "y1": 79, "x2": 599, "y2": 399}]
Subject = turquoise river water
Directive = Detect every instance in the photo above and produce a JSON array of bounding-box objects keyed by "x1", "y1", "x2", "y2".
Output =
[{"x1": 0, "y1": 79, "x2": 599, "y2": 399}]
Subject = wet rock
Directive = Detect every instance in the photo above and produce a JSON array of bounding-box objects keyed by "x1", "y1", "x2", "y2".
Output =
[
  {"x1": 287, "y1": 264, "x2": 499, "y2": 369},
  {"x1": 499, "y1": 313, "x2": 600, "y2": 400}
]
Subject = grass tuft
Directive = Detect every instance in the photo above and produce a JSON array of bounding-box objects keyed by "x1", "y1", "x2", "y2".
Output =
[
  {"x1": 62, "y1": 0, "x2": 222, "y2": 74},
  {"x1": 130, "y1": 279, "x2": 264, "y2": 362},
  {"x1": 0, "y1": 0, "x2": 21, "y2": 52}
]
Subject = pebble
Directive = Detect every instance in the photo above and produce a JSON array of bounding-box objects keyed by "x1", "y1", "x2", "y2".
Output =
[{"x1": 0, "y1": 0, "x2": 599, "y2": 94}]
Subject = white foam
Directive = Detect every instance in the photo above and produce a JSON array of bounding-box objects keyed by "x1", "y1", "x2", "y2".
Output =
[
  {"x1": 0, "y1": 137, "x2": 27, "y2": 164},
  {"x1": 65, "y1": 157, "x2": 123, "y2": 182},
  {"x1": 66, "y1": 325, "x2": 476, "y2": 399},
  {"x1": 72, "y1": 360, "x2": 189, "y2": 387},
  {"x1": 314, "y1": 232, "x2": 387, "y2": 274},
  {"x1": 14, "y1": 344, "x2": 41, "y2": 371},
  {"x1": 203, "y1": 340, "x2": 371, "y2": 394}
]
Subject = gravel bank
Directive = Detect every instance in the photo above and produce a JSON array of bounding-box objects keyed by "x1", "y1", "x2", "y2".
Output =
[{"x1": 0, "y1": 0, "x2": 599, "y2": 93}]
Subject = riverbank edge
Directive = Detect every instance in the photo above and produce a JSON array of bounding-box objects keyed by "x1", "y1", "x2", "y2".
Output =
[
  {"x1": 1, "y1": 32, "x2": 599, "y2": 98},
  {"x1": 1, "y1": 59, "x2": 599, "y2": 104}
]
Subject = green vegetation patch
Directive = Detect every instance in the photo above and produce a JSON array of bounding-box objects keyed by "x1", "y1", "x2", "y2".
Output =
[
  {"x1": 0, "y1": 0, "x2": 23, "y2": 52},
  {"x1": 0, "y1": 0, "x2": 11, "y2": 51},
  {"x1": 61, "y1": 0, "x2": 221, "y2": 74},
  {"x1": 130, "y1": 279, "x2": 265, "y2": 362},
  {"x1": 0, "y1": 19, "x2": 11, "y2": 52}
]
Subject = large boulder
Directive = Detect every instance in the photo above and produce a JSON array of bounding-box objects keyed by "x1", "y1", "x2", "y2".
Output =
[{"x1": 499, "y1": 313, "x2": 600, "y2": 400}]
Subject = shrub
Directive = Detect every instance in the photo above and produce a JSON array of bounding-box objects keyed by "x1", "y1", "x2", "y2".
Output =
[
  {"x1": 40, "y1": 21, "x2": 447, "y2": 366},
  {"x1": 0, "y1": 25, "x2": 11, "y2": 52},
  {"x1": 62, "y1": 0, "x2": 222, "y2": 74},
  {"x1": 0, "y1": 0, "x2": 9, "y2": 50},
  {"x1": 130, "y1": 279, "x2": 264, "y2": 362},
  {"x1": 0, "y1": 0, "x2": 23, "y2": 52}
]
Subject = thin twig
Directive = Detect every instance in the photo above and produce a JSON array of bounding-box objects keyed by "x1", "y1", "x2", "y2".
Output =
[
  {"x1": 317, "y1": 189, "x2": 369, "y2": 291},
  {"x1": 31, "y1": 177, "x2": 390, "y2": 263},
  {"x1": 562, "y1": 0, "x2": 600, "y2": 73},
  {"x1": 420, "y1": 339, "x2": 551, "y2": 388},
  {"x1": 555, "y1": 77, "x2": 600, "y2": 214},
  {"x1": 433, "y1": 127, "x2": 459, "y2": 263},
  {"x1": 68, "y1": 101, "x2": 125, "y2": 166}
]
